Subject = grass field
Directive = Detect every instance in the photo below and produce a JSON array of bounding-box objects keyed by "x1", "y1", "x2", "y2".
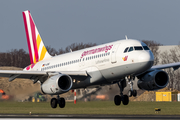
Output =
[{"x1": 0, "y1": 101, "x2": 180, "y2": 115}]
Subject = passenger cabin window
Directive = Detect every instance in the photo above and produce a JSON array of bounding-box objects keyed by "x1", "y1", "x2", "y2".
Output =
[
  {"x1": 128, "y1": 47, "x2": 133, "y2": 52},
  {"x1": 124, "y1": 47, "x2": 129, "y2": 53},
  {"x1": 134, "y1": 46, "x2": 143, "y2": 50},
  {"x1": 143, "y1": 46, "x2": 150, "y2": 50}
]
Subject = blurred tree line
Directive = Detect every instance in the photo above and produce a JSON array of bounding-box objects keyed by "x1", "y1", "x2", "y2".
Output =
[{"x1": 0, "y1": 49, "x2": 30, "y2": 68}]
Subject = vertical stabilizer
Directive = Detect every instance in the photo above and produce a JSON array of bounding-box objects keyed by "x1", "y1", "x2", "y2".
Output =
[{"x1": 22, "y1": 10, "x2": 51, "y2": 64}]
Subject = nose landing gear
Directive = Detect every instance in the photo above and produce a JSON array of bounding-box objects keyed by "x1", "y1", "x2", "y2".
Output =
[
  {"x1": 127, "y1": 76, "x2": 137, "y2": 97},
  {"x1": 128, "y1": 89, "x2": 137, "y2": 97},
  {"x1": 50, "y1": 95, "x2": 66, "y2": 108}
]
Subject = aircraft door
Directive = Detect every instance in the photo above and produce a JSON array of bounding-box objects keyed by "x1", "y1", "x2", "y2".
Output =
[{"x1": 111, "y1": 44, "x2": 120, "y2": 63}]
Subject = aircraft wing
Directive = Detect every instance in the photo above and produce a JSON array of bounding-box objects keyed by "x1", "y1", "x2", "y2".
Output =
[
  {"x1": 0, "y1": 70, "x2": 88, "y2": 83},
  {"x1": 149, "y1": 62, "x2": 180, "y2": 71}
]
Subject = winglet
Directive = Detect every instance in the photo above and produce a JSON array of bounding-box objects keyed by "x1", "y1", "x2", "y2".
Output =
[{"x1": 22, "y1": 10, "x2": 51, "y2": 64}]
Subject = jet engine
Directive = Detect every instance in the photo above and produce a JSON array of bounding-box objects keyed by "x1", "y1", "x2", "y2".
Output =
[
  {"x1": 137, "y1": 70, "x2": 169, "y2": 91},
  {"x1": 41, "y1": 74, "x2": 73, "y2": 95}
]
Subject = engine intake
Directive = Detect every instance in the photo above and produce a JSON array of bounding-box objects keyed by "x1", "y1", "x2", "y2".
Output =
[
  {"x1": 41, "y1": 74, "x2": 73, "y2": 95},
  {"x1": 137, "y1": 70, "x2": 169, "y2": 91}
]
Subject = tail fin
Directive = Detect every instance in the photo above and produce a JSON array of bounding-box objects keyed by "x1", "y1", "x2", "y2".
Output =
[{"x1": 22, "y1": 10, "x2": 51, "y2": 64}]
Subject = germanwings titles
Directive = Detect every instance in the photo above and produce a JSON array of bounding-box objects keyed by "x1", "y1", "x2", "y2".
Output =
[
  {"x1": 81, "y1": 45, "x2": 113, "y2": 58},
  {"x1": 0, "y1": 10, "x2": 180, "y2": 108}
]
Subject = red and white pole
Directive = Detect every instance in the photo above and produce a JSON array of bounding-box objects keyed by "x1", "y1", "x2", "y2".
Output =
[{"x1": 74, "y1": 89, "x2": 76, "y2": 104}]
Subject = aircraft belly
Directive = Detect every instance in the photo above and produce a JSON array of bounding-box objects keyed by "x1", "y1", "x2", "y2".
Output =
[
  {"x1": 100, "y1": 61, "x2": 153, "y2": 82},
  {"x1": 72, "y1": 67, "x2": 106, "y2": 89}
]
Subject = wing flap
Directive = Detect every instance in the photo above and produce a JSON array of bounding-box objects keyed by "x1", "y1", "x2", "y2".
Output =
[{"x1": 9, "y1": 74, "x2": 20, "y2": 82}]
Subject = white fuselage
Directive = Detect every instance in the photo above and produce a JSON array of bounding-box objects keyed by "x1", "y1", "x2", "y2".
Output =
[{"x1": 25, "y1": 39, "x2": 154, "y2": 88}]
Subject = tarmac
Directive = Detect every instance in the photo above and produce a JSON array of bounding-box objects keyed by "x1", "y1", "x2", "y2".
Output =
[{"x1": 0, "y1": 114, "x2": 180, "y2": 119}]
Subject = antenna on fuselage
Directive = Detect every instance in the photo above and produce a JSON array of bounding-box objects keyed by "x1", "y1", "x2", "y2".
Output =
[
  {"x1": 125, "y1": 35, "x2": 128, "y2": 40},
  {"x1": 70, "y1": 49, "x2": 72, "y2": 52}
]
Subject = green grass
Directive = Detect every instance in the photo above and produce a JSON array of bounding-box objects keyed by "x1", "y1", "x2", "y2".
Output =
[{"x1": 0, "y1": 101, "x2": 180, "y2": 115}]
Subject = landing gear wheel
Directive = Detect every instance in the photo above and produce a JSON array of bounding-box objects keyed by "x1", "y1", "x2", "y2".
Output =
[
  {"x1": 128, "y1": 90, "x2": 132, "y2": 97},
  {"x1": 133, "y1": 90, "x2": 137, "y2": 97},
  {"x1": 51, "y1": 98, "x2": 57, "y2": 108},
  {"x1": 59, "y1": 97, "x2": 65, "y2": 108},
  {"x1": 114, "y1": 95, "x2": 121, "y2": 106},
  {"x1": 122, "y1": 95, "x2": 129, "y2": 105}
]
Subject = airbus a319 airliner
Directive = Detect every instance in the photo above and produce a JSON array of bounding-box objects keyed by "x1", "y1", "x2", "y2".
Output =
[{"x1": 0, "y1": 10, "x2": 180, "y2": 108}]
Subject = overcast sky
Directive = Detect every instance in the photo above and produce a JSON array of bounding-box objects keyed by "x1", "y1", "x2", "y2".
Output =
[{"x1": 1, "y1": 0, "x2": 180, "y2": 52}]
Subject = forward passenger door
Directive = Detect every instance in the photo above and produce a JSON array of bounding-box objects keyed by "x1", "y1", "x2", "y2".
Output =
[{"x1": 111, "y1": 44, "x2": 120, "y2": 64}]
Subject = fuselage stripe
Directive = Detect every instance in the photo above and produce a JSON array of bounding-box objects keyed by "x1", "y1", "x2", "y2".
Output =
[
  {"x1": 40, "y1": 46, "x2": 47, "y2": 61},
  {"x1": 29, "y1": 13, "x2": 39, "y2": 63},
  {"x1": 36, "y1": 34, "x2": 41, "y2": 51},
  {"x1": 22, "y1": 11, "x2": 33, "y2": 64}
]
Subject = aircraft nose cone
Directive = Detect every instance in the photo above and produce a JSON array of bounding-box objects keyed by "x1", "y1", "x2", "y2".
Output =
[
  {"x1": 138, "y1": 51, "x2": 154, "y2": 62},
  {"x1": 137, "y1": 51, "x2": 154, "y2": 72}
]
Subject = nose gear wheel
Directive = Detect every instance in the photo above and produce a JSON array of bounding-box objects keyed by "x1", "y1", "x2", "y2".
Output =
[{"x1": 126, "y1": 76, "x2": 137, "y2": 97}]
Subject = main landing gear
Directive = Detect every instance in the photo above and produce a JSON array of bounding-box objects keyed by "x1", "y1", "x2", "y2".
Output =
[
  {"x1": 114, "y1": 76, "x2": 137, "y2": 106},
  {"x1": 114, "y1": 80, "x2": 129, "y2": 106},
  {"x1": 51, "y1": 95, "x2": 65, "y2": 108}
]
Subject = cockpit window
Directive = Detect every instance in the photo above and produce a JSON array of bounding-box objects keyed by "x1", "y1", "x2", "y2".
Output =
[
  {"x1": 143, "y1": 46, "x2": 150, "y2": 50},
  {"x1": 128, "y1": 47, "x2": 134, "y2": 52},
  {"x1": 134, "y1": 46, "x2": 143, "y2": 50},
  {"x1": 124, "y1": 47, "x2": 129, "y2": 53}
]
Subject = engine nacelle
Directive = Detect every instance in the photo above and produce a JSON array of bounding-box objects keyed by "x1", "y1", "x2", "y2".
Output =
[
  {"x1": 137, "y1": 70, "x2": 169, "y2": 91},
  {"x1": 41, "y1": 74, "x2": 73, "y2": 95}
]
